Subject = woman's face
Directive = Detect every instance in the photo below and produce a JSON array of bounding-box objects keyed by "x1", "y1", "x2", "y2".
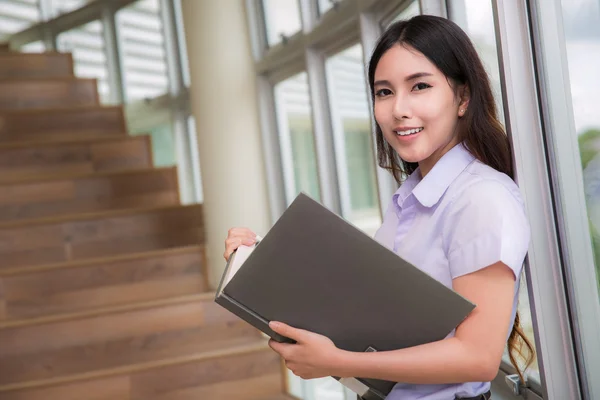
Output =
[{"x1": 373, "y1": 44, "x2": 469, "y2": 177}]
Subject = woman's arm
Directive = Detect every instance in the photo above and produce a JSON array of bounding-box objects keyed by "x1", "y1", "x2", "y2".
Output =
[{"x1": 270, "y1": 261, "x2": 516, "y2": 383}]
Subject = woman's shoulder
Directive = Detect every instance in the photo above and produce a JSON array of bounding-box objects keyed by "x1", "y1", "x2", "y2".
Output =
[{"x1": 446, "y1": 159, "x2": 526, "y2": 211}]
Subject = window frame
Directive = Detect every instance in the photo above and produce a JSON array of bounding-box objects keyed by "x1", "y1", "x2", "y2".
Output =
[
  {"x1": 526, "y1": 0, "x2": 600, "y2": 398},
  {"x1": 249, "y1": 0, "x2": 583, "y2": 399}
]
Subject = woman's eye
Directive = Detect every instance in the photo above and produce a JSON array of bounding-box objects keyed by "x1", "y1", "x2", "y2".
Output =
[
  {"x1": 375, "y1": 88, "x2": 392, "y2": 97},
  {"x1": 413, "y1": 82, "x2": 432, "y2": 91}
]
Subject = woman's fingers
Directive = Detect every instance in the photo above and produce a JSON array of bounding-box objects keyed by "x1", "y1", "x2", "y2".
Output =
[
  {"x1": 223, "y1": 228, "x2": 258, "y2": 261},
  {"x1": 227, "y1": 227, "x2": 257, "y2": 239}
]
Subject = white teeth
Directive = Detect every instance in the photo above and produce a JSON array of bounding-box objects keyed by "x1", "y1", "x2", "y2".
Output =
[{"x1": 396, "y1": 127, "x2": 423, "y2": 136}]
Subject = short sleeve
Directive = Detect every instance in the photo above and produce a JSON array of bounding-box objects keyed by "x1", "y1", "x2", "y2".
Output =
[{"x1": 443, "y1": 179, "x2": 530, "y2": 280}]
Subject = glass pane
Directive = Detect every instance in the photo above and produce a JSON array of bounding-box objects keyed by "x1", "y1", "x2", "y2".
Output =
[
  {"x1": 450, "y1": 0, "x2": 538, "y2": 379},
  {"x1": 562, "y1": 2, "x2": 600, "y2": 288},
  {"x1": 388, "y1": 0, "x2": 420, "y2": 26},
  {"x1": 326, "y1": 44, "x2": 381, "y2": 235},
  {"x1": 451, "y1": 0, "x2": 505, "y2": 125},
  {"x1": 186, "y1": 116, "x2": 204, "y2": 204},
  {"x1": 0, "y1": 0, "x2": 40, "y2": 40},
  {"x1": 318, "y1": 0, "x2": 334, "y2": 16},
  {"x1": 21, "y1": 41, "x2": 46, "y2": 53},
  {"x1": 57, "y1": 21, "x2": 111, "y2": 104},
  {"x1": 262, "y1": 0, "x2": 302, "y2": 46},
  {"x1": 118, "y1": 0, "x2": 169, "y2": 102},
  {"x1": 274, "y1": 72, "x2": 321, "y2": 203},
  {"x1": 49, "y1": 0, "x2": 89, "y2": 18},
  {"x1": 130, "y1": 123, "x2": 175, "y2": 167}
]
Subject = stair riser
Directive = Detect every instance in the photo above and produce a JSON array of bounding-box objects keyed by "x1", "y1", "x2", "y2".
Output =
[
  {"x1": 0, "y1": 54, "x2": 74, "y2": 80},
  {"x1": 0, "y1": 137, "x2": 153, "y2": 181},
  {"x1": 0, "y1": 349, "x2": 282, "y2": 400},
  {"x1": 0, "y1": 168, "x2": 179, "y2": 223},
  {"x1": 0, "y1": 108, "x2": 124, "y2": 140},
  {"x1": 0, "y1": 80, "x2": 98, "y2": 111},
  {"x1": 0, "y1": 206, "x2": 204, "y2": 270},
  {"x1": 0, "y1": 250, "x2": 207, "y2": 320},
  {"x1": 0, "y1": 301, "x2": 263, "y2": 385}
]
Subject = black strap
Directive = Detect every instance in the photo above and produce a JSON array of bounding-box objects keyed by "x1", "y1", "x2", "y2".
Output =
[
  {"x1": 456, "y1": 390, "x2": 492, "y2": 400},
  {"x1": 359, "y1": 389, "x2": 491, "y2": 400}
]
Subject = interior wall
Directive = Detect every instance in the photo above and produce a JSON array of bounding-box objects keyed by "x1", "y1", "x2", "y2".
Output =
[{"x1": 180, "y1": 0, "x2": 271, "y2": 288}]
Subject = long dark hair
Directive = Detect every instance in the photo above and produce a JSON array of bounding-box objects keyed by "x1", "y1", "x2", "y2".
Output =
[{"x1": 368, "y1": 15, "x2": 535, "y2": 382}]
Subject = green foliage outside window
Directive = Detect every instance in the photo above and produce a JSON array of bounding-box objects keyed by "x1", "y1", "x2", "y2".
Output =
[{"x1": 578, "y1": 128, "x2": 600, "y2": 292}]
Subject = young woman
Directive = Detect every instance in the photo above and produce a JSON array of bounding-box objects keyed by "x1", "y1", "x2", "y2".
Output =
[{"x1": 224, "y1": 15, "x2": 534, "y2": 400}]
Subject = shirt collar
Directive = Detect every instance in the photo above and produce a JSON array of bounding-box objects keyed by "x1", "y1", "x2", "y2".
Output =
[{"x1": 393, "y1": 143, "x2": 475, "y2": 210}]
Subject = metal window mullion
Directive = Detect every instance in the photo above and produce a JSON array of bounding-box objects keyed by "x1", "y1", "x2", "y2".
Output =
[
  {"x1": 258, "y1": 75, "x2": 288, "y2": 222},
  {"x1": 160, "y1": 0, "x2": 202, "y2": 205},
  {"x1": 273, "y1": 81, "x2": 299, "y2": 207},
  {"x1": 159, "y1": 0, "x2": 184, "y2": 94},
  {"x1": 527, "y1": 0, "x2": 600, "y2": 399},
  {"x1": 445, "y1": 0, "x2": 467, "y2": 28},
  {"x1": 36, "y1": 0, "x2": 56, "y2": 50},
  {"x1": 306, "y1": 47, "x2": 342, "y2": 214},
  {"x1": 8, "y1": 0, "x2": 138, "y2": 49},
  {"x1": 298, "y1": 0, "x2": 318, "y2": 32},
  {"x1": 102, "y1": 4, "x2": 125, "y2": 104},
  {"x1": 491, "y1": 1, "x2": 581, "y2": 399},
  {"x1": 358, "y1": 11, "x2": 398, "y2": 217},
  {"x1": 418, "y1": 0, "x2": 447, "y2": 17},
  {"x1": 325, "y1": 56, "x2": 354, "y2": 218},
  {"x1": 172, "y1": 109, "x2": 195, "y2": 204},
  {"x1": 185, "y1": 113, "x2": 203, "y2": 203},
  {"x1": 172, "y1": 0, "x2": 191, "y2": 87}
]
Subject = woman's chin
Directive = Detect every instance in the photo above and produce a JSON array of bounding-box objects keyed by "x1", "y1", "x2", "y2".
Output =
[{"x1": 396, "y1": 151, "x2": 423, "y2": 164}]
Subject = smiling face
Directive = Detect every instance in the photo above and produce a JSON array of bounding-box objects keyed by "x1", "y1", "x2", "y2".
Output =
[{"x1": 373, "y1": 44, "x2": 469, "y2": 177}]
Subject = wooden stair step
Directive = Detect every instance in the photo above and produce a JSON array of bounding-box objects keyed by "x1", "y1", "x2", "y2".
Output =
[
  {"x1": 0, "y1": 294, "x2": 267, "y2": 387},
  {"x1": 0, "y1": 204, "x2": 204, "y2": 271},
  {"x1": 0, "y1": 341, "x2": 283, "y2": 400},
  {"x1": 0, "y1": 106, "x2": 125, "y2": 141},
  {"x1": 0, "y1": 53, "x2": 74, "y2": 80},
  {"x1": 0, "y1": 245, "x2": 207, "y2": 321},
  {"x1": 0, "y1": 78, "x2": 98, "y2": 111},
  {"x1": 0, "y1": 167, "x2": 180, "y2": 223},
  {"x1": 0, "y1": 135, "x2": 152, "y2": 181}
]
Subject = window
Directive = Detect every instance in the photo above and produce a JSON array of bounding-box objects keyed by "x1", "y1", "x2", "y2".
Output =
[
  {"x1": 561, "y1": 2, "x2": 600, "y2": 295},
  {"x1": 274, "y1": 72, "x2": 321, "y2": 204},
  {"x1": 49, "y1": 0, "x2": 89, "y2": 18},
  {"x1": 21, "y1": 41, "x2": 46, "y2": 53},
  {"x1": 450, "y1": 0, "x2": 505, "y2": 124},
  {"x1": 262, "y1": 0, "x2": 302, "y2": 47},
  {"x1": 117, "y1": 0, "x2": 169, "y2": 101},
  {"x1": 318, "y1": 0, "x2": 334, "y2": 16},
  {"x1": 326, "y1": 44, "x2": 381, "y2": 234},
  {"x1": 388, "y1": 0, "x2": 420, "y2": 25},
  {"x1": 0, "y1": 0, "x2": 40, "y2": 40},
  {"x1": 57, "y1": 21, "x2": 110, "y2": 103},
  {"x1": 449, "y1": 0, "x2": 538, "y2": 380}
]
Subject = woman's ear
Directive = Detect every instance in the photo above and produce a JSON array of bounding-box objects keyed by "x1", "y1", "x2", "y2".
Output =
[{"x1": 458, "y1": 85, "x2": 471, "y2": 117}]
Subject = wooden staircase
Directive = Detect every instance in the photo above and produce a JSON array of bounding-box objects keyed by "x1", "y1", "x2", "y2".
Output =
[{"x1": 0, "y1": 50, "x2": 292, "y2": 400}]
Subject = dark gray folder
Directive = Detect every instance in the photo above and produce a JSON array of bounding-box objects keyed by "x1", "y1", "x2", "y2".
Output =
[{"x1": 215, "y1": 193, "x2": 475, "y2": 399}]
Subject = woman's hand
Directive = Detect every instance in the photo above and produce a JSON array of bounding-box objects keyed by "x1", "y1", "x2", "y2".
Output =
[
  {"x1": 268, "y1": 321, "x2": 344, "y2": 380},
  {"x1": 223, "y1": 227, "x2": 257, "y2": 261}
]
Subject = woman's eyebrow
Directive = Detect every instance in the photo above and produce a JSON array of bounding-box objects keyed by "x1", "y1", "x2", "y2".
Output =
[
  {"x1": 405, "y1": 72, "x2": 434, "y2": 81},
  {"x1": 373, "y1": 79, "x2": 391, "y2": 87},
  {"x1": 374, "y1": 73, "x2": 434, "y2": 87}
]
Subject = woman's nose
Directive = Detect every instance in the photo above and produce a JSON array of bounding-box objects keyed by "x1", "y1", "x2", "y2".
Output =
[{"x1": 392, "y1": 96, "x2": 411, "y2": 120}]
